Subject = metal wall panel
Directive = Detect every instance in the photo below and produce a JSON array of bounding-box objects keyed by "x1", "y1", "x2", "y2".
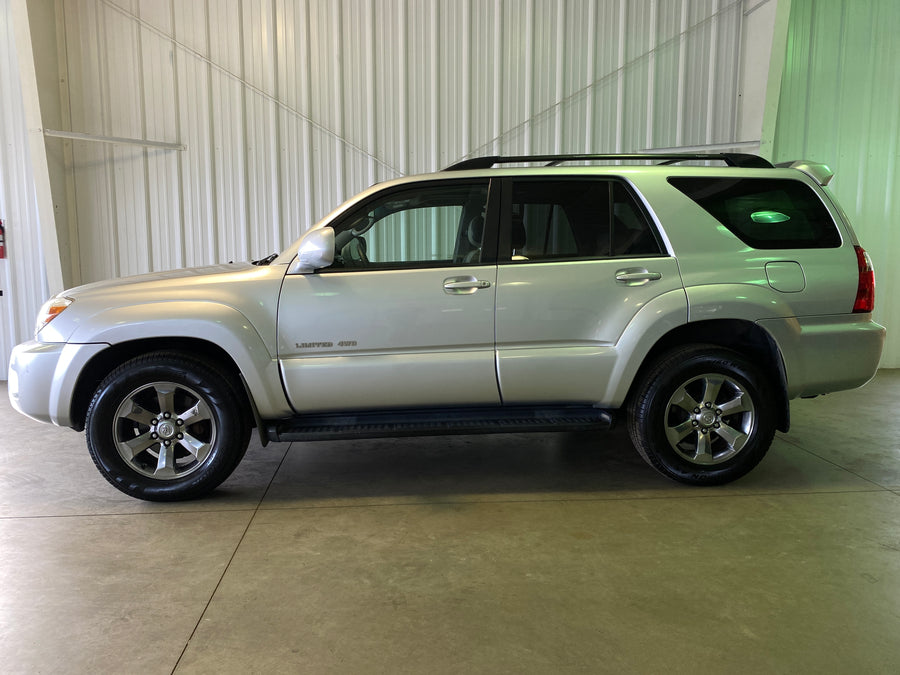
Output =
[
  {"x1": 56, "y1": 0, "x2": 765, "y2": 287},
  {"x1": 0, "y1": 0, "x2": 53, "y2": 375},
  {"x1": 770, "y1": 0, "x2": 900, "y2": 366}
]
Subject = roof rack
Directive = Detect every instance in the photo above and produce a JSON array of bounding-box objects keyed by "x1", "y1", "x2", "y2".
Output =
[{"x1": 444, "y1": 153, "x2": 774, "y2": 171}]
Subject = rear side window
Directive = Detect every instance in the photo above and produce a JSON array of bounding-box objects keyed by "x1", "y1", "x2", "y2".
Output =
[
  {"x1": 509, "y1": 179, "x2": 662, "y2": 261},
  {"x1": 668, "y1": 177, "x2": 841, "y2": 249}
]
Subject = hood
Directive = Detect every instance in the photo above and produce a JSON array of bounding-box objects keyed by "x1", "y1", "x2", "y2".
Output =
[
  {"x1": 64, "y1": 262, "x2": 256, "y2": 299},
  {"x1": 36, "y1": 261, "x2": 286, "y2": 344}
]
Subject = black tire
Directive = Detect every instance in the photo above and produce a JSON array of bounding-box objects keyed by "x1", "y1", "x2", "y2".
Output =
[
  {"x1": 85, "y1": 352, "x2": 251, "y2": 501},
  {"x1": 627, "y1": 345, "x2": 776, "y2": 485}
]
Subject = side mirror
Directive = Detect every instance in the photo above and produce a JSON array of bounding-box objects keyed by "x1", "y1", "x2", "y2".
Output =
[{"x1": 288, "y1": 227, "x2": 335, "y2": 274}]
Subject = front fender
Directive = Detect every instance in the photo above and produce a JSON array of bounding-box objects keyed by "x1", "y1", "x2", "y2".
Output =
[{"x1": 68, "y1": 303, "x2": 292, "y2": 418}]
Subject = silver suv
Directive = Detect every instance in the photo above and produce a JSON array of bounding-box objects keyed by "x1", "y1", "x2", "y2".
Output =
[{"x1": 7, "y1": 153, "x2": 886, "y2": 500}]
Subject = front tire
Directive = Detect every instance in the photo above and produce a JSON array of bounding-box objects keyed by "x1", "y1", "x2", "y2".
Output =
[
  {"x1": 85, "y1": 352, "x2": 251, "y2": 501},
  {"x1": 627, "y1": 345, "x2": 776, "y2": 485}
]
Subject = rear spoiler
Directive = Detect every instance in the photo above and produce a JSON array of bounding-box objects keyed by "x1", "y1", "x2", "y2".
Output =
[{"x1": 775, "y1": 160, "x2": 834, "y2": 186}]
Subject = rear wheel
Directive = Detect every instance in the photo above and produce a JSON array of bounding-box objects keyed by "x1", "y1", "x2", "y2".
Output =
[
  {"x1": 627, "y1": 345, "x2": 776, "y2": 485},
  {"x1": 85, "y1": 352, "x2": 251, "y2": 501}
]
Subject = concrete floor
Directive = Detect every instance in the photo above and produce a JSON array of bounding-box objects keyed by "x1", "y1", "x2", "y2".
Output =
[{"x1": 1, "y1": 372, "x2": 899, "y2": 674}]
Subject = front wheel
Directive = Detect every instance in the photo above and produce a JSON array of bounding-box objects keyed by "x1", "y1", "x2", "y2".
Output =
[
  {"x1": 627, "y1": 345, "x2": 776, "y2": 485},
  {"x1": 85, "y1": 352, "x2": 251, "y2": 501}
]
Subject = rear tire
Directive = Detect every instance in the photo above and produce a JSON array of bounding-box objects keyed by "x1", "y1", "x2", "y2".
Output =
[
  {"x1": 85, "y1": 352, "x2": 251, "y2": 501},
  {"x1": 627, "y1": 345, "x2": 776, "y2": 485}
]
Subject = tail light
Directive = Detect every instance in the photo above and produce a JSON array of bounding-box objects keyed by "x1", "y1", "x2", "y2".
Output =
[{"x1": 853, "y1": 246, "x2": 875, "y2": 313}]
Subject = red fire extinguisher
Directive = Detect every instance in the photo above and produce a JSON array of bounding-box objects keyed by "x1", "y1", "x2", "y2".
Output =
[{"x1": 0, "y1": 219, "x2": 5, "y2": 259}]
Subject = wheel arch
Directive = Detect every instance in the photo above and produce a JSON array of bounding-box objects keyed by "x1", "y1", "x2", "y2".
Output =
[
  {"x1": 627, "y1": 318, "x2": 790, "y2": 432},
  {"x1": 70, "y1": 338, "x2": 251, "y2": 432}
]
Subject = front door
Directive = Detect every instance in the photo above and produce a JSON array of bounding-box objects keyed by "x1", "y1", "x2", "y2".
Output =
[{"x1": 277, "y1": 179, "x2": 501, "y2": 413}]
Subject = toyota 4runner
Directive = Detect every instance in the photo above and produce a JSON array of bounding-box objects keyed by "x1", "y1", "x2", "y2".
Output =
[{"x1": 7, "y1": 153, "x2": 886, "y2": 500}]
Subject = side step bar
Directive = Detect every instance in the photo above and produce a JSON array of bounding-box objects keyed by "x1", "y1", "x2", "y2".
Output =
[{"x1": 267, "y1": 406, "x2": 615, "y2": 442}]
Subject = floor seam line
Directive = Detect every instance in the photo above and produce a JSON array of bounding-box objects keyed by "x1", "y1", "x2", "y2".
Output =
[
  {"x1": 170, "y1": 442, "x2": 292, "y2": 674},
  {"x1": 0, "y1": 509, "x2": 260, "y2": 521},
  {"x1": 777, "y1": 433, "x2": 891, "y2": 490},
  {"x1": 250, "y1": 488, "x2": 892, "y2": 513}
]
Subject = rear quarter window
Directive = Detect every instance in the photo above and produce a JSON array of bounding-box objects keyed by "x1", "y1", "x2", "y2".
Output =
[{"x1": 668, "y1": 177, "x2": 841, "y2": 249}]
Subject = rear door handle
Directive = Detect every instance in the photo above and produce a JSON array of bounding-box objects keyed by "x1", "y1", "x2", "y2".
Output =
[
  {"x1": 615, "y1": 268, "x2": 662, "y2": 285},
  {"x1": 443, "y1": 276, "x2": 492, "y2": 294}
]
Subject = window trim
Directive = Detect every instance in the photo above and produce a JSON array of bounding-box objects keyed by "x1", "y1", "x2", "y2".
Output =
[
  {"x1": 316, "y1": 177, "x2": 500, "y2": 274},
  {"x1": 667, "y1": 176, "x2": 843, "y2": 250},
  {"x1": 497, "y1": 176, "x2": 665, "y2": 264}
]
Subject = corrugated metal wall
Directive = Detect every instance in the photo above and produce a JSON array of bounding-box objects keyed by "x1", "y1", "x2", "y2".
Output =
[
  {"x1": 58, "y1": 0, "x2": 761, "y2": 287},
  {"x1": 0, "y1": 0, "x2": 54, "y2": 375},
  {"x1": 769, "y1": 0, "x2": 900, "y2": 366}
]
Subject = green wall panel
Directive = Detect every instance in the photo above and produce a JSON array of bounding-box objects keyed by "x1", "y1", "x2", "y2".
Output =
[{"x1": 770, "y1": 0, "x2": 900, "y2": 367}]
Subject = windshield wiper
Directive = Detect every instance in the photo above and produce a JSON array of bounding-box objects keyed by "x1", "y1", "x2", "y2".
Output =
[{"x1": 251, "y1": 253, "x2": 279, "y2": 266}]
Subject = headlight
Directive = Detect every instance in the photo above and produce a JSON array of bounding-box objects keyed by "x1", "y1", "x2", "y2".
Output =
[{"x1": 35, "y1": 296, "x2": 73, "y2": 335}]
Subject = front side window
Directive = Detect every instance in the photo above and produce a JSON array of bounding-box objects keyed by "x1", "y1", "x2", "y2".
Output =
[
  {"x1": 330, "y1": 181, "x2": 489, "y2": 269},
  {"x1": 668, "y1": 177, "x2": 841, "y2": 249},
  {"x1": 508, "y1": 179, "x2": 661, "y2": 261}
]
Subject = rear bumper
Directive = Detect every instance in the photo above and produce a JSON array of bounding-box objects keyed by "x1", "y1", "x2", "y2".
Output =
[
  {"x1": 758, "y1": 315, "x2": 885, "y2": 398},
  {"x1": 8, "y1": 340, "x2": 108, "y2": 427}
]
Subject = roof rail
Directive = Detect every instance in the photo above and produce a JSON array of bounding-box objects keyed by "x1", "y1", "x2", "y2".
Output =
[{"x1": 445, "y1": 153, "x2": 774, "y2": 171}]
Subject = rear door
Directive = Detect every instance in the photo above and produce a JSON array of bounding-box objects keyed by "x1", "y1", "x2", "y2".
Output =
[
  {"x1": 494, "y1": 177, "x2": 685, "y2": 404},
  {"x1": 277, "y1": 179, "x2": 501, "y2": 412}
]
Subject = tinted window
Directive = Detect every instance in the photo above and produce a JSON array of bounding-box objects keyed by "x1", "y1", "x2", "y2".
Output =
[
  {"x1": 668, "y1": 177, "x2": 841, "y2": 249},
  {"x1": 330, "y1": 182, "x2": 489, "y2": 269},
  {"x1": 508, "y1": 180, "x2": 661, "y2": 261}
]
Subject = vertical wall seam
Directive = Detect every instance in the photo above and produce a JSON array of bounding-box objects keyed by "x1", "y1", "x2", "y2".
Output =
[
  {"x1": 731, "y1": 0, "x2": 745, "y2": 142},
  {"x1": 55, "y1": 0, "x2": 81, "y2": 287},
  {"x1": 301, "y1": 0, "x2": 312, "y2": 229},
  {"x1": 170, "y1": 0, "x2": 186, "y2": 269},
  {"x1": 615, "y1": 0, "x2": 626, "y2": 151},
  {"x1": 333, "y1": 0, "x2": 345, "y2": 193},
  {"x1": 585, "y1": 0, "x2": 596, "y2": 150},
  {"x1": 366, "y1": 0, "x2": 376, "y2": 183},
  {"x1": 492, "y1": 0, "x2": 501, "y2": 154},
  {"x1": 271, "y1": 0, "x2": 283, "y2": 251},
  {"x1": 857, "y1": 1, "x2": 878, "y2": 215},
  {"x1": 675, "y1": 0, "x2": 687, "y2": 146},
  {"x1": 462, "y1": 0, "x2": 471, "y2": 158},
  {"x1": 399, "y1": 0, "x2": 408, "y2": 173},
  {"x1": 554, "y1": 0, "x2": 564, "y2": 152},
  {"x1": 96, "y1": 1, "x2": 120, "y2": 278},
  {"x1": 647, "y1": 0, "x2": 658, "y2": 149},
  {"x1": 882, "y1": 1, "x2": 900, "y2": 219},
  {"x1": 800, "y1": 0, "x2": 813, "y2": 153},
  {"x1": 239, "y1": 0, "x2": 251, "y2": 258},
  {"x1": 430, "y1": 0, "x2": 439, "y2": 171},
  {"x1": 204, "y1": 0, "x2": 219, "y2": 260},
  {"x1": 706, "y1": 0, "x2": 720, "y2": 144},
  {"x1": 832, "y1": 0, "x2": 846, "y2": 152},
  {"x1": 135, "y1": 2, "x2": 153, "y2": 272},
  {"x1": 524, "y1": 0, "x2": 534, "y2": 152}
]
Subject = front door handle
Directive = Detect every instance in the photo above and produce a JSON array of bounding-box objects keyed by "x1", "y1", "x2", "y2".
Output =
[
  {"x1": 443, "y1": 276, "x2": 492, "y2": 295},
  {"x1": 615, "y1": 268, "x2": 662, "y2": 286}
]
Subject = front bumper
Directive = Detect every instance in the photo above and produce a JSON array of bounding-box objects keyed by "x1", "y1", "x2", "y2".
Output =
[{"x1": 8, "y1": 340, "x2": 108, "y2": 427}]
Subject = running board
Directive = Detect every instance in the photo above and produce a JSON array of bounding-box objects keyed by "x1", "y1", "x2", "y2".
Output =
[{"x1": 267, "y1": 406, "x2": 615, "y2": 442}]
